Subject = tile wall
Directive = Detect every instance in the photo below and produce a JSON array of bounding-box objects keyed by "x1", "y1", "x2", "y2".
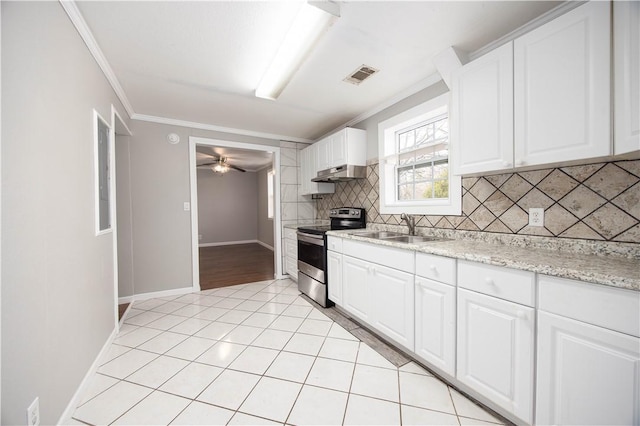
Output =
[
  {"x1": 279, "y1": 141, "x2": 316, "y2": 272},
  {"x1": 316, "y1": 159, "x2": 640, "y2": 244}
]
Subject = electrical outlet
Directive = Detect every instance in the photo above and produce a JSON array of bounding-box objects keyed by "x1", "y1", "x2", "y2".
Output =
[
  {"x1": 198, "y1": 234, "x2": 203, "y2": 241},
  {"x1": 183, "y1": 202, "x2": 190, "y2": 211},
  {"x1": 529, "y1": 208, "x2": 544, "y2": 227},
  {"x1": 27, "y1": 397, "x2": 40, "y2": 426}
]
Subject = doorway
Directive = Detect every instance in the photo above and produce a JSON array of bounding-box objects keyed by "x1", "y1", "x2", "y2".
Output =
[{"x1": 189, "y1": 137, "x2": 282, "y2": 292}]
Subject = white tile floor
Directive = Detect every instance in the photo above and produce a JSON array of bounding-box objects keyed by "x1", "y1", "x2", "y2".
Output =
[{"x1": 71, "y1": 279, "x2": 505, "y2": 425}]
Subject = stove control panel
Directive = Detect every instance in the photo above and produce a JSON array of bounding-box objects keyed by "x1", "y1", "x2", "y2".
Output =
[{"x1": 329, "y1": 208, "x2": 363, "y2": 219}]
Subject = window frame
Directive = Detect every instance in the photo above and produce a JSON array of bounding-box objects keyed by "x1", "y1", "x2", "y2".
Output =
[
  {"x1": 94, "y1": 109, "x2": 113, "y2": 235},
  {"x1": 377, "y1": 93, "x2": 461, "y2": 215}
]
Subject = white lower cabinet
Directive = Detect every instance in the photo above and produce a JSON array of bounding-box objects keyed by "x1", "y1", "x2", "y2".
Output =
[
  {"x1": 342, "y1": 255, "x2": 371, "y2": 323},
  {"x1": 284, "y1": 228, "x2": 298, "y2": 280},
  {"x1": 342, "y1": 254, "x2": 414, "y2": 351},
  {"x1": 457, "y1": 288, "x2": 534, "y2": 424},
  {"x1": 414, "y1": 277, "x2": 456, "y2": 376},
  {"x1": 536, "y1": 275, "x2": 640, "y2": 425},
  {"x1": 327, "y1": 250, "x2": 342, "y2": 305},
  {"x1": 536, "y1": 311, "x2": 640, "y2": 425},
  {"x1": 371, "y1": 264, "x2": 414, "y2": 351}
]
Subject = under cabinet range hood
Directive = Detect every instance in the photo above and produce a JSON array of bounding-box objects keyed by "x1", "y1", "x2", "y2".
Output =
[{"x1": 312, "y1": 164, "x2": 367, "y2": 182}]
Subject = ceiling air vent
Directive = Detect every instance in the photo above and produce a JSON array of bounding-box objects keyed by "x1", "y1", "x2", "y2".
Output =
[{"x1": 343, "y1": 65, "x2": 379, "y2": 85}]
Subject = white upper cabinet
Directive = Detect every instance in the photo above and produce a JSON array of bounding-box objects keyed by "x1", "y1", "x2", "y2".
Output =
[
  {"x1": 452, "y1": 42, "x2": 514, "y2": 175},
  {"x1": 316, "y1": 128, "x2": 367, "y2": 172},
  {"x1": 316, "y1": 137, "x2": 332, "y2": 171},
  {"x1": 614, "y1": 0, "x2": 640, "y2": 155},
  {"x1": 514, "y1": 1, "x2": 611, "y2": 166},
  {"x1": 300, "y1": 144, "x2": 334, "y2": 195},
  {"x1": 452, "y1": 1, "x2": 614, "y2": 176}
]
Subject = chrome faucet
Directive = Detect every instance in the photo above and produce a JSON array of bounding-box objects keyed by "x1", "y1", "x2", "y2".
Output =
[{"x1": 400, "y1": 213, "x2": 416, "y2": 236}]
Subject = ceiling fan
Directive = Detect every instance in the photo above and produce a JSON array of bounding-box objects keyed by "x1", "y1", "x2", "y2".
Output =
[{"x1": 197, "y1": 154, "x2": 246, "y2": 174}]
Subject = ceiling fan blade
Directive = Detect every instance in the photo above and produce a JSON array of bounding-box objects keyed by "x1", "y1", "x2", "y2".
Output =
[
  {"x1": 228, "y1": 164, "x2": 246, "y2": 172},
  {"x1": 198, "y1": 161, "x2": 218, "y2": 167}
]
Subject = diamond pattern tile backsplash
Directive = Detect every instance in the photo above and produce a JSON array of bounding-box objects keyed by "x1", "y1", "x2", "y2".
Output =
[{"x1": 315, "y1": 160, "x2": 640, "y2": 243}]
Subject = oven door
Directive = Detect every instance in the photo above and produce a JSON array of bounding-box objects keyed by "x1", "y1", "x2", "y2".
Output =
[{"x1": 296, "y1": 231, "x2": 325, "y2": 283}]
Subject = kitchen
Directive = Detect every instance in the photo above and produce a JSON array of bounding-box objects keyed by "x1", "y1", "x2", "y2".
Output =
[{"x1": 2, "y1": 1, "x2": 639, "y2": 425}]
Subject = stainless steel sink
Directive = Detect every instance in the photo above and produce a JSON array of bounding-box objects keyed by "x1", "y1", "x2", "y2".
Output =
[{"x1": 381, "y1": 235, "x2": 444, "y2": 243}]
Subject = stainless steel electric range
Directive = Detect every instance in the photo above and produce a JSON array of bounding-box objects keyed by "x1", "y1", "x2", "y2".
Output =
[{"x1": 296, "y1": 207, "x2": 366, "y2": 307}]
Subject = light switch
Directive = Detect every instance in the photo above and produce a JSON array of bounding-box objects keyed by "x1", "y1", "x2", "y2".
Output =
[{"x1": 183, "y1": 202, "x2": 190, "y2": 211}]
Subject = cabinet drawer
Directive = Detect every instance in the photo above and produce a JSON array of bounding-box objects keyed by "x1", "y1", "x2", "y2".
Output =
[
  {"x1": 343, "y1": 239, "x2": 414, "y2": 273},
  {"x1": 327, "y1": 236, "x2": 343, "y2": 253},
  {"x1": 416, "y1": 253, "x2": 456, "y2": 286},
  {"x1": 539, "y1": 275, "x2": 640, "y2": 338},
  {"x1": 284, "y1": 227, "x2": 297, "y2": 240},
  {"x1": 458, "y1": 260, "x2": 535, "y2": 307}
]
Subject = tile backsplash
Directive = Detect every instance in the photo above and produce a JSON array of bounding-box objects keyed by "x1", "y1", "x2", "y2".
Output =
[{"x1": 316, "y1": 160, "x2": 640, "y2": 243}]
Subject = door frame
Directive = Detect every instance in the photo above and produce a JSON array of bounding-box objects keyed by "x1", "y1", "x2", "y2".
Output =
[
  {"x1": 110, "y1": 105, "x2": 132, "y2": 329},
  {"x1": 188, "y1": 137, "x2": 283, "y2": 292}
]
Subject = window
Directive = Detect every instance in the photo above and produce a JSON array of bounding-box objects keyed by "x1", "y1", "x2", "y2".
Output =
[
  {"x1": 267, "y1": 170, "x2": 275, "y2": 219},
  {"x1": 94, "y1": 110, "x2": 112, "y2": 234},
  {"x1": 378, "y1": 94, "x2": 461, "y2": 215}
]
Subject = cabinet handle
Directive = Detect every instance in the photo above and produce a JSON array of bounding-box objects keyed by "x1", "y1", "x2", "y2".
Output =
[
  {"x1": 515, "y1": 159, "x2": 525, "y2": 167},
  {"x1": 429, "y1": 265, "x2": 437, "y2": 272},
  {"x1": 516, "y1": 310, "x2": 526, "y2": 320},
  {"x1": 502, "y1": 161, "x2": 512, "y2": 168},
  {"x1": 485, "y1": 277, "x2": 495, "y2": 286}
]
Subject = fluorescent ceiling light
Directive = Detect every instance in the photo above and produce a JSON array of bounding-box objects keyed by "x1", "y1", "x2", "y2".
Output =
[{"x1": 255, "y1": 2, "x2": 339, "y2": 100}]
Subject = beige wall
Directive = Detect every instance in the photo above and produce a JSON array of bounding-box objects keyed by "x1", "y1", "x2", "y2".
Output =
[
  {"x1": 257, "y1": 166, "x2": 275, "y2": 248},
  {"x1": 197, "y1": 169, "x2": 258, "y2": 244},
  {"x1": 120, "y1": 121, "x2": 282, "y2": 296},
  {"x1": 1, "y1": 2, "x2": 130, "y2": 423}
]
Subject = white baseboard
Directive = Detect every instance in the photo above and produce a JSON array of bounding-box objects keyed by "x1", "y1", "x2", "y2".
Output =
[
  {"x1": 118, "y1": 286, "x2": 194, "y2": 305},
  {"x1": 199, "y1": 239, "x2": 258, "y2": 247},
  {"x1": 257, "y1": 240, "x2": 274, "y2": 251},
  {"x1": 58, "y1": 326, "x2": 118, "y2": 425}
]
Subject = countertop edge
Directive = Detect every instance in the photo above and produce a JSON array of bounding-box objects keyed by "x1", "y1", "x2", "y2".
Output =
[{"x1": 326, "y1": 230, "x2": 640, "y2": 292}]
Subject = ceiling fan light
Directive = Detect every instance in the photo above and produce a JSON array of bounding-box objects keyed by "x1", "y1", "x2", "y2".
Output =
[{"x1": 255, "y1": 2, "x2": 339, "y2": 100}]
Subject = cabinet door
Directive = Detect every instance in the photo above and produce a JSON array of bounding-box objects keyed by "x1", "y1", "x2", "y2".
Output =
[
  {"x1": 370, "y1": 264, "x2": 415, "y2": 351},
  {"x1": 614, "y1": 0, "x2": 640, "y2": 155},
  {"x1": 457, "y1": 289, "x2": 534, "y2": 423},
  {"x1": 514, "y1": 1, "x2": 611, "y2": 166},
  {"x1": 327, "y1": 251, "x2": 343, "y2": 305},
  {"x1": 342, "y1": 255, "x2": 371, "y2": 323},
  {"x1": 452, "y1": 42, "x2": 514, "y2": 175},
  {"x1": 330, "y1": 131, "x2": 347, "y2": 167},
  {"x1": 317, "y1": 138, "x2": 331, "y2": 171},
  {"x1": 536, "y1": 311, "x2": 640, "y2": 425},
  {"x1": 415, "y1": 277, "x2": 456, "y2": 376}
]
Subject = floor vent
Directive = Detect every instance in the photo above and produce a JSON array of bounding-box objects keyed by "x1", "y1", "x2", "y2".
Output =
[{"x1": 343, "y1": 65, "x2": 379, "y2": 85}]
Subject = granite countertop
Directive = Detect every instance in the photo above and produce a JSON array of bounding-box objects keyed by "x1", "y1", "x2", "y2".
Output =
[{"x1": 327, "y1": 229, "x2": 640, "y2": 292}]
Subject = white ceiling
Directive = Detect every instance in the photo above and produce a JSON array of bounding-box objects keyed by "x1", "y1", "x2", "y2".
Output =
[{"x1": 76, "y1": 1, "x2": 560, "y2": 142}]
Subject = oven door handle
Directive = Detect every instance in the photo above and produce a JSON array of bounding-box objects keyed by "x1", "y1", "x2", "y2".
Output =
[{"x1": 297, "y1": 231, "x2": 325, "y2": 246}]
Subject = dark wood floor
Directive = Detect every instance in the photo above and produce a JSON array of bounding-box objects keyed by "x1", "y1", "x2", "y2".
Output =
[
  {"x1": 118, "y1": 303, "x2": 129, "y2": 321},
  {"x1": 199, "y1": 243, "x2": 275, "y2": 290}
]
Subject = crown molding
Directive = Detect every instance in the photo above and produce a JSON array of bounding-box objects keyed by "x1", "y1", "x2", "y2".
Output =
[
  {"x1": 59, "y1": 0, "x2": 135, "y2": 118},
  {"x1": 131, "y1": 114, "x2": 312, "y2": 144}
]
